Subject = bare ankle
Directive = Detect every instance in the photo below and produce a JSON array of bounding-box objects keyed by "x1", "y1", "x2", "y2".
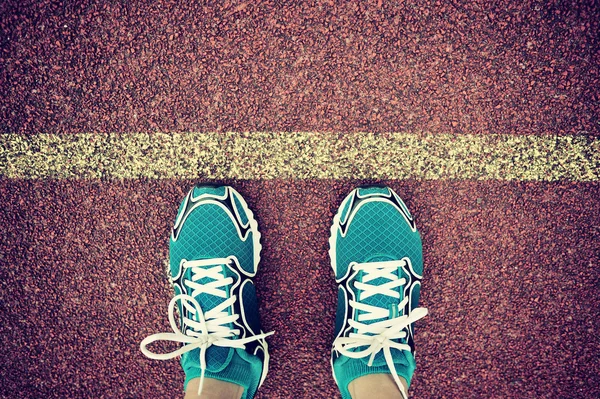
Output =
[
  {"x1": 184, "y1": 377, "x2": 244, "y2": 399},
  {"x1": 348, "y1": 373, "x2": 408, "y2": 399}
]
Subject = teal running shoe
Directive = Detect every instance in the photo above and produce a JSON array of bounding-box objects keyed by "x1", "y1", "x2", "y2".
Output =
[
  {"x1": 329, "y1": 186, "x2": 428, "y2": 399},
  {"x1": 140, "y1": 185, "x2": 273, "y2": 399}
]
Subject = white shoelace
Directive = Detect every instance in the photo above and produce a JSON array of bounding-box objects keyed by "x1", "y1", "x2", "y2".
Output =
[
  {"x1": 140, "y1": 258, "x2": 274, "y2": 396},
  {"x1": 333, "y1": 260, "x2": 428, "y2": 399}
]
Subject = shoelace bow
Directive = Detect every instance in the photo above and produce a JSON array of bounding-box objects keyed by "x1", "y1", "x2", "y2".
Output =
[
  {"x1": 140, "y1": 258, "x2": 274, "y2": 396},
  {"x1": 333, "y1": 260, "x2": 428, "y2": 399}
]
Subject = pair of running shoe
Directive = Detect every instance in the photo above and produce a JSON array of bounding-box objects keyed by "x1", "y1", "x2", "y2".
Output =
[{"x1": 140, "y1": 185, "x2": 428, "y2": 399}]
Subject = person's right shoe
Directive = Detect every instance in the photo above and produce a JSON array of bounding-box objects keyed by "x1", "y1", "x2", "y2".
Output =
[{"x1": 329, "y1": 186, "x2": 428, "y2": 399}]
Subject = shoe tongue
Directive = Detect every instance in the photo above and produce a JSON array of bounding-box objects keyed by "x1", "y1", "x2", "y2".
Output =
[
  {"x1": 188, "y1": 262, "x2": 236, "y2": 313},
  {"x1": 184, "y1": 262, "x2": 236, "y2": 372},
  {"x1": 357, "y1": 255, "x2": 404, "y2": 323},
  {"x1": 356, "y1": 255, "x2": 407, "y2": 367}
]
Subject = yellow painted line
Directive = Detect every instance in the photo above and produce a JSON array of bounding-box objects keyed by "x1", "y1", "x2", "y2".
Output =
[{"x1": 0, "y1": 132, "x2": 598, "y2": 180}]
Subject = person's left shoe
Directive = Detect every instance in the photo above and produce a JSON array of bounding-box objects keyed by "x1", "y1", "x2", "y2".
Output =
[
  {"x1": 140, "y1": 185, "x2": 273, "y2": 399},
  {"x1": 329, "y1": 186, "x2": 428, "y2": 399}
]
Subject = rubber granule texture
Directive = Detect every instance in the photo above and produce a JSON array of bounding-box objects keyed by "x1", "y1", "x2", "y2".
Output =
[
  {"x1": 1, "y1": 180, "x2": 599, "y2": 399},
  {"x1": 1, "y1": 0, "x2": 599, "y2": 135}
]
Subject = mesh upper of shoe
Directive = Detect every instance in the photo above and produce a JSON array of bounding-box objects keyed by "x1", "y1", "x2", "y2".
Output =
[
  {"x1": 140, "y1": 186, "x2": 272, "y2": 398},
  {"x1": 331, "y1": 188, "x2": 427, "y2": 399}
]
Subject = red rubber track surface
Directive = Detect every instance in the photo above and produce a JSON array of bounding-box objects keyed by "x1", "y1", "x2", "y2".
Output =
[
  {"x1": 1, "y1": 1, "x2": 600, "y2": 398},
  {"x1": 1, "y1": 0, "x2": 599, "y2": 135},
  {"x1": 1, "y1": 180, "x2": 599, "y2": 399}
]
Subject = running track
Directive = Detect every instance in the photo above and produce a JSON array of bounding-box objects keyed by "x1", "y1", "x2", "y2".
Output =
[{"x1": 1, "y1": 1, "x2": 599, "y2": 398}]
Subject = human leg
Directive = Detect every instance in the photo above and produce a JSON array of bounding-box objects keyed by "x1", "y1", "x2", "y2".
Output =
[
  {"x1": 184, "y1": 377, "x2": 243, "y2": 399},
  {"x1": 348, "y1": 374, "x2": 408, "y2": 399}
]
